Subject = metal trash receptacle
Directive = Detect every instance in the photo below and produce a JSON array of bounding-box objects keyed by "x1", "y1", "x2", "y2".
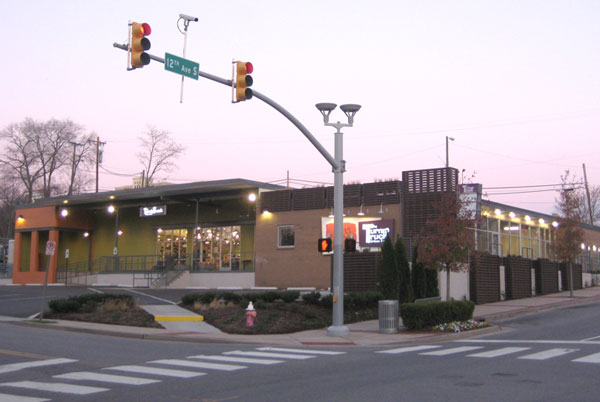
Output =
[{"x1": 378, "y1": 300, "x2": 399, "y2": 333}]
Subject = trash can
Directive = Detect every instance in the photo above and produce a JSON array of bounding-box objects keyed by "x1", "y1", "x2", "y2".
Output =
[{"x1": 378, "y1": 300, "x2": 399, "y2": 333}]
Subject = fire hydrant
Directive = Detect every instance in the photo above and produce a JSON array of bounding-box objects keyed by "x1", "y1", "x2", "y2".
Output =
[{"x1": 245, "y1": 301, "x2": 257, "y2": 327}]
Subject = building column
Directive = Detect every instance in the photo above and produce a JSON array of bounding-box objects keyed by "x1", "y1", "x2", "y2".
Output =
[
  {"x1": 13, "y1": 232, "x2": 22, "y2": 273},
  {"x1": 30, "y1": 231, "x2": 39, "y2": 271}
]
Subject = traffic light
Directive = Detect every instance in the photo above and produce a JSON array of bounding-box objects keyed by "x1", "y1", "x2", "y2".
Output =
[
  {"x1": 130, "y1": 22, "x2": 151, "y2": 68},
  {"x1": 318, "y1": 238, "x2": 332, "y2": 253},
  {"x1": 235, "y1": 61, "x2": 253, "y2": 101},
  {"x1": 345, "y1": 238, "x2": 357, "y2": 253}
]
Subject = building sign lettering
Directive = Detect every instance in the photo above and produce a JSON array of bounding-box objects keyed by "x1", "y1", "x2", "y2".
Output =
[
  {"x1": 359, "y1": 219, "x2": 395, "y2": 247},
  {"x1": 140, "y1": 205, "x2": 167, "y2": 217}
]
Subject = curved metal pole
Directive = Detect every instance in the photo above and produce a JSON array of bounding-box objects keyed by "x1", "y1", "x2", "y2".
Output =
[{"x1": 113, "y1": 43, "x2": 338, "y2": 170}]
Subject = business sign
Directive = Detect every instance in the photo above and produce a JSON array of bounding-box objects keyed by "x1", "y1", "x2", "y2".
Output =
[
  {"x1": 459, "y1": 184, "x2": 482, "y2": 220},
  {"x1": 139, "y1": 205, "x2": 167, "y2": 217},
  {"x1": 359, "y1": 219, "x2": 395, "y2": 247}
]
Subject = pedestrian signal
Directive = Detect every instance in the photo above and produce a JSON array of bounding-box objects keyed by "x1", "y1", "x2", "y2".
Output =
[{"x1": 318, "y1": 238, "x2": 332, "y2": 253}]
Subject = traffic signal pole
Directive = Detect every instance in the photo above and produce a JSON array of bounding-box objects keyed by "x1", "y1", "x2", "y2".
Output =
[{"x1": 113, "y1": 42, "x2": 348, "y2": 336}]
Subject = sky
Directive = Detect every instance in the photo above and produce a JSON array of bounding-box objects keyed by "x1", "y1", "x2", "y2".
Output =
[{"x1": 1, "y1": 0, "x2": 599, "y2": 214}]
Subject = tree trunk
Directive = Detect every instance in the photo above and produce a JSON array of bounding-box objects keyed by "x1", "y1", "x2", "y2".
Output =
[{"x1": 569, "y1": 261, "x2": 574, "y2": 298}]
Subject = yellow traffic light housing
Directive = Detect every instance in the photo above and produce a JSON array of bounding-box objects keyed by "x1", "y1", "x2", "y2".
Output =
[
  {"x1": 129, "y1": 22, "x2": 151, "y2": 69},
  {"x1": 233, "y1": 61, "x2": 253, "y2": 102}
]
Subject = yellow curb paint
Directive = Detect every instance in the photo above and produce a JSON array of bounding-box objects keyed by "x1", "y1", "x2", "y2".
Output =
[{"x1": 154, "y1": 315, "x2": 204, "y2": 322}]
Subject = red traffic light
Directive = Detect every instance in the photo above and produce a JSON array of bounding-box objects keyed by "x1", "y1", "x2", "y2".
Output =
[{"x1": 141, "y1": 23, "x2": 151, "y2": 36}]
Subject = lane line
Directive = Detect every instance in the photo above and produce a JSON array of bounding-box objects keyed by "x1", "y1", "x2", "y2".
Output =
[
  {"x1": 87, "y1": 288, "x2": 104, "y2": 294},
  {"x1": 256, "y1": 347, "x2": 345, "y2": 355},
  {"x1": 223, "y1": 350, "x2": 315, "y2": 360},
  {"x1": 0, "y1": 349, "x2": 53, "y2": 360},
  {"x1": 519, "y1": 348, "x2": 579, "y2": 360},
  {"x1": 421, "y1": 346, "x2": 483, "y2": 356},
  {"x1": 468, "y1": 347, "x2": 530, "y2": 358},
  {"x1": 105, "y1": 365, "x2": 205, "y2": 378},
  {"x1": 458, "y1": 339, "x2": 600, "y2": 345},
  {"x1": 580, "y1": 335, "x2": 600, "y2": 341},
  {"x1": 0, "y1": 358, "x2": 77, "y2": 375},
  {"x1": 377, "y1": 345, "x2": 442, "y2": 354},
  {"x1": 0, "y1": 381, "x2": 108, "y2": 395},
  {"x1": 573, "y1": 352, "x2": 600, "y2": 364},
  {"x1": 189, "y1": 355, "x2": 283, "y2": 365},
  {"x1": 55, "y1": 371, "x2": 160, "y2": 385},
  {"x1": 149, "y1": 359, "x2": 245, "y2": 372},
  {"x1": 0, "y1": 393, "x2": 49, "y2": 402},
  {"x1": 123, "y1": 289, "x2": 176, "y2": 305}
]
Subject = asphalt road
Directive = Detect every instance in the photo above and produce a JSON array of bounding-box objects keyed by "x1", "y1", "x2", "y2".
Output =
[
  {"x1": 0, "y1": 286, "x2": 201, "y2": 318},
  {"x1": 0, "y1": 301, "x2": 598, "y2": 401}
]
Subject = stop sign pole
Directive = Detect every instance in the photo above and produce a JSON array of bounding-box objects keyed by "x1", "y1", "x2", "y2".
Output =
[{"x1": 39, "y1": 241, "x2": 56, "y2": 321}]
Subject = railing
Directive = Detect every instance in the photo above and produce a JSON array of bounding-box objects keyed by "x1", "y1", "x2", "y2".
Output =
[{"x1": 0, "y1": 263, "x2": 11, "y2": 279}]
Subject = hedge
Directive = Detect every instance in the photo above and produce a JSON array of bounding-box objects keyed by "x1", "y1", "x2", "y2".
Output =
[
  {"x1": 49, "y1": 293, "x2": 134, "y2": 314},
  {"x1": 180, "y1": 291, "x2": 300, "y2": 306},
  {"x1": 400, "y1": 300, "x2": 475, "y2": 330}
]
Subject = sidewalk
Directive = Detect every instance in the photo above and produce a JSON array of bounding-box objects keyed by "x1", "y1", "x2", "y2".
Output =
[{"x1": 14, "y1": 286, "x2": 600, "y2": 347}]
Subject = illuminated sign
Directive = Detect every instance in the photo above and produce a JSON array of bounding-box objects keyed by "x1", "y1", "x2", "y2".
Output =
[
  {"x1": 359, "y1": 219, "x2": 395, "y2": 247},
  {"x1": 139, "y1": 205, "x2": 167, "y2": 217}
]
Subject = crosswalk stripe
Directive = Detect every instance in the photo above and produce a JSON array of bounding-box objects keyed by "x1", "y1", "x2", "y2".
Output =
[
  {"x1": 519, "y1": 348, "x2": 579, "y2": 360},
  {"x1": 105, "y1": 365, "x2": 205, "y2": 378},
  {"x1": 189, "y1": 355, "x2": 283, "y2": 365},
  {"x1": 54, "y1": 371, "x2": 161, "y2": 385},
  {"x1": 0, "y1": 393, "x2": 49, "y2": 402},
  {"x1": 377, "y1": 345, "x2": 442, "y2": 354},
  {"x1": 421, "y1": 346, "x2": 484, "y2": 356},
  {"x1": 256, "y1": 347, "x2": 345, "y2": 355},
  {"x1": 0, "y1": 358, "x2": 77, "y2": 374},
  {"x1": 149, "y1": 359, "x2": 246, "y2": 371},
  {"x1": 573, "y1": 352, "x2": 600, "y2": 364},
  {"x1": 224, "y1": 350, "x2": 315, "y2": 360},
  {"x1": 468, "y1": 347, "x2": 531, "y2": 358},
  {"x1": 0, "y1": 381, "x2": 108, "y2": 395}
]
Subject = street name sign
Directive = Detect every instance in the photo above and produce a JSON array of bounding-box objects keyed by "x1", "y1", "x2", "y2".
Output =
[{"x1": 165, "y1": 53, "x2": 199, "y2": 80}]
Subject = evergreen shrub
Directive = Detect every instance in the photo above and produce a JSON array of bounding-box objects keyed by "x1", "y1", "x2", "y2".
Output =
[{"x1": 400, "y1": 300, "x2": 475, "y2": 330}]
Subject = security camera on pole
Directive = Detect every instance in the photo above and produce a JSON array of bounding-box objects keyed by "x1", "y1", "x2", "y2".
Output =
[{"x1": 315, "y1": 103, "x2": 361, "y2": 337}]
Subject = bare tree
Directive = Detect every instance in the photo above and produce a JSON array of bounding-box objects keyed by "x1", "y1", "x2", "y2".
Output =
[
  {"x1": 0, "y1": 118, "x2": 95, "y2": 202},
  {"x1": 417, "y1": 191, "x2": 476, "y2": 300},
  {"x1": 65, "y1": 133, "x2": 96, "y2": 195},
  {"x1": 552, "y1": 170, "x2": 584, "y2": 297},
  {"x1": 572, "y1": 185, "x2": 600, "y2": 226},
  {"x1": 137, "y1": 126, "x2": 185, "y2": 187},
  {"x1": 0, "y1": 169, "x2": 27, "y2": 238}
]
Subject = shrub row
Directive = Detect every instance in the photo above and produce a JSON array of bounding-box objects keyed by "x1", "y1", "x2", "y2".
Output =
[
  {"x1": 49, "y1": 293, "x2": 134, "y2": 314},
  {"x1": 181, "y1": 291, "x2": 300, "y2": 306},
  {"x1": 302, "y1": 291, "x2": 383, "y2": 310},
  {"x1": 400, "y1": 300, "x2": 475, "y2": 330}
]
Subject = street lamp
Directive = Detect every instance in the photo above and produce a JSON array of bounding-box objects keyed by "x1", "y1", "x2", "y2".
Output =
[{"x1": 316, "y1": 102, "x2": 361, "y2": 337}]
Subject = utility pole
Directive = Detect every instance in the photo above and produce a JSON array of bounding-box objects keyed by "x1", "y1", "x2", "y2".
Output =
[
  {"x1": 446, "y1": 136, "x2": 454, "y2": 168},
  {"x1": 582, "y1": 163, "x2": 594, "y2": 225},
  {"x1": 94, "y1": 137, "x2": 106, "y2": 193}
]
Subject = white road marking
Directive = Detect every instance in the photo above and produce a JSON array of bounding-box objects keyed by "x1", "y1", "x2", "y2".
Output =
[
  {"x1": 458, "y1": 339, "x2": 600, "y2": 345},
  {"x1": 573, "y1": 352, "x2": 600, "y2": 364},
  {"x1": 580, "y1": 335, "x2": 600, "y2": 341},
  {"x1": 421, "y1": 346, "x2": 484, "y2": 356},
  {"x1": 123, "y1": 289, "x2": 176, "y2": 305},
  {"x1": 518, "y1": 348, "x2": 579, "y2": 360},
  {"x1": 0, "y1": 358, "x2": 77, "y2": 374},
  {"x1": 105, "y1": 365, "x2": 205, "y2": 378},
  {"x1": 468, "y1": 347, "x2": 530, "y2": 358},
  {"x1": 149, "y1": 359, "x2": 245, "y2": 371},
  {"x1": 189, "y1": 355, "x2": 283, "y2": 365},
  {"x1": 54, "y1": 371, "x2": 160, "y2": 385},
  {"x1": 377, "y1": 345, "x2": 442, "y2": 354},
  {"x1": 224, "y1": 350, "x2": 315, "y2": 360},
  {"x1": 0, "y1": 381, "x2": 108, "y2": 395},
  {"x1": 87, "y1": 288, "x2": 104, "y2": 294},
  {"x1": 0, "y1": 393, "x2": 49, "y2": 402},
  {"x1": 256, "y1": 347, "x2": 345, "y2": 355}
]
